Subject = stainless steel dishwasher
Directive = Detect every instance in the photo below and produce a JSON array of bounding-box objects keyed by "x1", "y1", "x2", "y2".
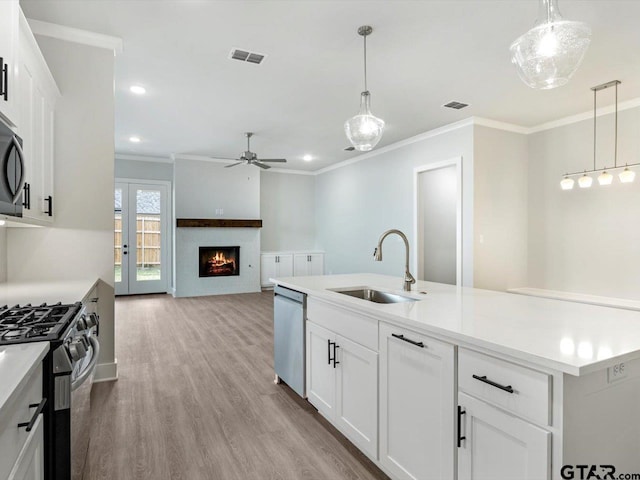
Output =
[{"x1": 273, "y1": 285, "x2": 306, "y2": 398}]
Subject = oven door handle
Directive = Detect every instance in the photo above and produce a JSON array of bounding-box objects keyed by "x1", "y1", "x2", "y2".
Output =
[{"x1": 71, "y1": 336, "x2": 100, "y2": 392}]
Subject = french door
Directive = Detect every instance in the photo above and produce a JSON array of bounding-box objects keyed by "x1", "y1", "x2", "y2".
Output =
[{"x1": 115, "y1": 181, "x2": 169, "y2": 295}]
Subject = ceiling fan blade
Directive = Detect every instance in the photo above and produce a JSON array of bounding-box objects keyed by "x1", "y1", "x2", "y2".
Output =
[
  {"x1": 253, "y1": 161, "x2": 271, "y2": 169},
  {"x1": 224, "y1": 161, "x2": 244, "y2": 168},
  {"x1": 211, "y1": 156, "x2": 240, "y2": 161},
  {"x1": 259, "y1": 158, "x2": 287, "y2": 163}
]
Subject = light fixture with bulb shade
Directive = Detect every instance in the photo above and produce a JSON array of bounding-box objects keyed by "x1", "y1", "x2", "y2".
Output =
[
  {"x1": 510, "y1": 0, "x2": 591, "y2": 90},
  {"x1": 344, "y1": 25, "x2": 385, "y2": 152},
  {"x1": 560, "y1": 80, "x2": 639, "y2": 190}
]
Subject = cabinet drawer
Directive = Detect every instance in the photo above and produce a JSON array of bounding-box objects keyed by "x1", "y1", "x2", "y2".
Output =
[
  {"x1": 458, "y1": 348, "x2": 551, "y2": 426},
  {"x1": 0, "y1": 365, "x2": 43, "y2": 479},
  {"x1": 307, "y1": 298, "x2": 378, "y2": 351}
]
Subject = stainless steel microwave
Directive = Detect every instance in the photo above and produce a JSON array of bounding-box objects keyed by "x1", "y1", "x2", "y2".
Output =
[{"x1": 0, "y1": 119, "x2": 24, "y2": 218}]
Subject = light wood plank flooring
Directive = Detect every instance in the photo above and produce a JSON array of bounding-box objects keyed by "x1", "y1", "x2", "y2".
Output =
[{"x1": 84, "y1": 292, "x2": 389, "y2": 480}]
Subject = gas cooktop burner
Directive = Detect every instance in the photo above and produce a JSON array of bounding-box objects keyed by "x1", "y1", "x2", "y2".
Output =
[{"x1": 0, "y1": 302, "x2": 82, "y2": 344}]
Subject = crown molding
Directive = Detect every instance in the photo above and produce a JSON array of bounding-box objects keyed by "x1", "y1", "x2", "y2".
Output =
[
  {"x1": 262, "y1": 168, "x2": 315, "y2": 176},
  {"x1": 115, "y1": 153, "x2": 173, "y2": 164},
  {"x1": 27, "y1": 18, "x2": 124, "y2": 54}
]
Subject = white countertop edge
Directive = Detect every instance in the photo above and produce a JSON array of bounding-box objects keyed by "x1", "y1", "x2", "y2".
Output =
[
  {"x1": 0, "y1": 342, "x2": 49, "y2": 417},
  {"x1": 508, "y1": 287, "x2": 640, "y2": 312},
  {"x1": 273, "y1": 276, "x2": 640, "y2": 377}
]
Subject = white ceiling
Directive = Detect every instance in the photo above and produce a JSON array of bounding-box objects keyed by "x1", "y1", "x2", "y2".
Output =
[{"x1": 20, "y1": 0, "x2": 640, "y2": 171}]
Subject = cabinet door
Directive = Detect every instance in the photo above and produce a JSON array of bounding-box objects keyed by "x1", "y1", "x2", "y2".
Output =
[
  {"x1": 335, "y1": 334, "x2": 378, "y2": 459},
  {"x1": 458, "y1": 392, "x2": 550, "y2": 480},
  {"x1": 293, "y1": 254, "x2": 309, "y2": 276},
  {"x1": 306, "y1": 321, "x2": 335, "y2": 420},
  {"x1": 260, "y1": 254, "x2": 277, "y2": 287},
  {"x1": 7, "y1": 414, "x2": 44, "y2": 480},
  {"x1": 379, "y1": 322, "x2": 455, "y2": 480},
  {"x1": 0, "y1": 0, "x2": 19, "y2": 126},
  {"x1": 276, "y1": 254, "x2": 293, "y2": 278},
  {"x1": 309, "y1": 254, "x2": 324, "y2": 276}
]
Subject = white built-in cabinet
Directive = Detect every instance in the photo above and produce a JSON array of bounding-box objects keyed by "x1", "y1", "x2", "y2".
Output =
[
  {"x1": 261, "y1": 252, "x2": 323, "y2": 287},
  {"x1": 0, "y1": 365, "x2": 45, "y2": 480},
  {"x1": 18, "y1": 11, "x2": 59, "y2": 223},
  {"x1": 379, "y1": 322, "x2": 455, "y2": 480},
  {"x1": 0, "y1": 0, "x2": 20, "y2": 127},
  {"x1": 306, "y1": 299, "x2": 378, "y2": 459}
]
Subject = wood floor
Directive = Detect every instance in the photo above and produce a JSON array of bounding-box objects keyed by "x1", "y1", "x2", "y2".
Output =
[{"x1": 84, "y1": 292, "x2": 390, "y2": 480}]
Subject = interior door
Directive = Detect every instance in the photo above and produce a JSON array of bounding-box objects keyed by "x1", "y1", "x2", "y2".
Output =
[{"x1": 115, "y1": 182, "x2": 168, "y2": 295}]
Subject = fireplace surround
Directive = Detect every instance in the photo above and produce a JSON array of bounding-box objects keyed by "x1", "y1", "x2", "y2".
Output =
[{"x1": 199, "y1": 246, "x2": 240, "y2": 277}]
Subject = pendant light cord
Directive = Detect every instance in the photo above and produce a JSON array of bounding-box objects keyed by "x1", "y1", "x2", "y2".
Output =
[{"x1": 363, "y1": 33, "x2": 368, "y2": 92}]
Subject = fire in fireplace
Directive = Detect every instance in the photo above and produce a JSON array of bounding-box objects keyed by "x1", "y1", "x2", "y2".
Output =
[{"x1": 199, "y1": 246, "x2": 240, "y2": 277}]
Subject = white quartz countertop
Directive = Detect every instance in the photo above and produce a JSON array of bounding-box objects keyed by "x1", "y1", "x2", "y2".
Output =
[
  {"x1": 272, "y1": 273, "x2": 640, "y2": 376},
  {"x1": 0, "y1": 342, "x2": 49, "y2": 417},
  {"x1": 0, "y1": 279, "x2": 98, "y2": 306}
]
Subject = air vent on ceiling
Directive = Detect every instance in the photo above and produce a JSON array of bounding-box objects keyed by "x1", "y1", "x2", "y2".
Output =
[
  {"x1": 443, "y1": 101, "x2": 469, "y2": 110},
  {"x1": 229, "y1": 48, "x2": 266, "y2": 65}
]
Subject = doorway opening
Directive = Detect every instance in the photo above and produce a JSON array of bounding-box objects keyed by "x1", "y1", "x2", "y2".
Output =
[{"x1": 413, "y1": 158, "x2": 462, "y2": 286}]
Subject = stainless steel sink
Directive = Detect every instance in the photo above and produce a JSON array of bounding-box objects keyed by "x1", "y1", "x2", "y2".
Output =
[{"x1": 330, "y1": 288, "x2": 419, "y2": 304}]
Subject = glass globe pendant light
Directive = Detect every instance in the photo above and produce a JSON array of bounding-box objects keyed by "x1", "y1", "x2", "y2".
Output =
[
  {"x1": 344, "y1": 25, "x2": 385, "y2": 152},
  {"x1": 560, "y1": 175, "x2": 574, "y2": 190},
  {"x1": 510, "y1": 0, "x2": 591, "y2": 89},
  {"x1": 619, "y1": 167, "x2": 636, "y2": 183}
]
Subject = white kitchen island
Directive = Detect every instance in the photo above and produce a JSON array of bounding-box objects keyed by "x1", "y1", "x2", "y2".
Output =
[{"x1": 272, "y1": 273, "x2": 640, "y2": 480}]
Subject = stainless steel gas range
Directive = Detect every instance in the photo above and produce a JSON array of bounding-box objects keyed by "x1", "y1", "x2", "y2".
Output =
[{"x1": 0, "y1": 301, "x2": 99, "y2": 480}]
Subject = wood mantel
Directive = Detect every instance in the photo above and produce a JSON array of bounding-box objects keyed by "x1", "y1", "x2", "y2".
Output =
[{"x1": 176, "y1": 218, "x2": 262, "y2": 228}]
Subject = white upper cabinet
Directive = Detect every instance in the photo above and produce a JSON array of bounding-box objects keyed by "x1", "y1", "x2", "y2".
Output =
[
  {"x1": 0, "y1": 0, "x2": 20, "y2": 127},
  {"x1": 18, "y1": 11, "x2": 59, "y2": 223},
  {"x1": 260, "y1": 253, "x2": 294, "y2": 287},
  {"x1": 293, "y1": 253, "x2": 324, "y2": 277}
]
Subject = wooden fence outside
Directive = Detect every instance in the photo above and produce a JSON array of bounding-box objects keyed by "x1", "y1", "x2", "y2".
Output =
[{"x1": 114, "y1": 215, "x2": 161, "y2": 267}]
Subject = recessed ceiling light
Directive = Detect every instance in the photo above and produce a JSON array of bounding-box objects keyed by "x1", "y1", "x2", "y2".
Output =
[
  {"x1": 303, "y1": 154, "x2": 313, "y2": 162},
  {"x1": 130, "y1": 85, "x2": 146, "y2": 95},
  {"x1": 129, "y1": 136, "x2": 141, "y2": 143}
]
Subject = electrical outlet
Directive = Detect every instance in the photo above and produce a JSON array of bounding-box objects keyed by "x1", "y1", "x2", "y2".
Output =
[{"x1": 607, "y1": 362, "x2": 628, "y2": 383}]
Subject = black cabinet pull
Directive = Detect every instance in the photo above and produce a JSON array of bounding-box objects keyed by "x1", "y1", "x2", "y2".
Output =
[
  {"x1": 44, "y1": 195, "x2": 53, "y2": 216},
  {"x1": 457, "y1": 405, "x2": 466, "y2": 447},
  {"x1": 18, "y1": 398, "x2": 47, "y2": 432},
  {"x1": 23, "y1": 183, "x2": 30, "y2": 209},
  {"x1": 391, "y1": 333, "x2": 425, "y2": 348},
  {"x1": 472, "y1": 374, "x2": 514, "y2": 394},
  {"x1": 333, "y1": 344, "x2": 340, "y2": 368},
  {"x1": 1, "y1": 57, "x2": 7, "y2": 101},
  {"x1": 327, "y1": 339, "x2": 331, "y2": 365}
]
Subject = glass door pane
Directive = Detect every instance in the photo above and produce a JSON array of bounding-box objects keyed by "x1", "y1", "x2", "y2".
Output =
[{"x1": 135, "y1": 189, "x2": 162, "y2": 282}]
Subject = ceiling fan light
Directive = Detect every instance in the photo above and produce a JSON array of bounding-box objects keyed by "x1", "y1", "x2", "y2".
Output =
[
  {"x1": 510, "y1": 0, "x2": 591, "y2": 89},
  {"x1": 619, "y1": 167, "x2": 636, "y2": 183},
  {"x1": 560, "y1": 176, "x2": 575, "y2": 190},
  {"x1": 345, "y1": 91, "x2": 385, "y2": 152},
  {"x1": 578, "y1": 174, "x2": 593, "y2": 188},
  {"x1": 597, "y1": 170, "x2": 613, "y2": 185}
]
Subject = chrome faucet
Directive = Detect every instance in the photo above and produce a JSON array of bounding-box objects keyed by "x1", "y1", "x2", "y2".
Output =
[{"x1": 373, "y1": 229, "x2": 416, "y2": 292}]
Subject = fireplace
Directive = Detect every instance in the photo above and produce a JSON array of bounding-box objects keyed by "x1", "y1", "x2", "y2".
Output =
[{"x1": 199, "y1": 246, "x2": 240, "y2": 277}]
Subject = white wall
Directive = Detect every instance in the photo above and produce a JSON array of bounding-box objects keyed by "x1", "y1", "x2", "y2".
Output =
[
  {"x1": 527, "y1": 107, "x2": 640, "y2": 300},
  {"x1": 173, "y1": 159, "x2": 261, "y2": 296},
  {"x1": 315, "y1": 125, "x2": 475, "y2": 286},
  {"x1": 115, "y1": 157, "x2": 173, "y2": 182},
  {"x1": 6, "y1": 38, "x2": 116, "y2": 375},
  {"x1": 473, "y1": 125, "x2": 529, "y2": 291},
  {"x1": 260, "y1": 171, "x2": 316, "y2": 252}
]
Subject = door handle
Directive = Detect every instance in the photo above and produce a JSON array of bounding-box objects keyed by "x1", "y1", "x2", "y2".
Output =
[{"x1": 18, "y1": 398, "x2": 47, "y2": 432}]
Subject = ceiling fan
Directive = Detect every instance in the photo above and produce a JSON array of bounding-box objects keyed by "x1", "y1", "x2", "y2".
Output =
[{"x1": 217, "y1": 132, "x2": 286, "y2": 169}]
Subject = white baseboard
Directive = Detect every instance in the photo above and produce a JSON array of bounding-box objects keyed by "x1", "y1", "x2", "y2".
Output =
[{"x1": 94, "y1": 360, "x2": 118, "y2": 383}]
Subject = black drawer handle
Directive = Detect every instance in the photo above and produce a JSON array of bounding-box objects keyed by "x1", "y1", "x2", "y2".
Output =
[
  {"x1": 1, "y1": 57, "x2": 7, "y2": 101},
  {"x1": 457, "y1": 405, "x2": 466, "y2": 447},
  {"x1": 392, "y1": 333, "x2": 425, "y2": 348},
  {"x1": 18, "y1": 398, "x2": 47, "y2": 432},
  {"x1": 472, "y1": 374, "x2": 514, "y2": 394},
  {"x1": 45, "y1": 195, "x2": 53, "y2": 216}
]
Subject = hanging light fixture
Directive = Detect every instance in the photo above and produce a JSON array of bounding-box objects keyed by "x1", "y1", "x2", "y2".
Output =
[
  {"x1": 510, "y1": 0, "x2": 591, "y2": 89},
  {"x1": 560, "y1": 80, "x2": 639, "y2": 190},
  {"x1": 344, "y1": 25, "x2": 385, "y2": 152}
]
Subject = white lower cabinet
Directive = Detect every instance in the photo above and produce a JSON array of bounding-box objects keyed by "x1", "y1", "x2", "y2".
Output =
[
  {"x1": 306, "y1": 320, "x2": 378, "y2": 459},
  {"x1": 293, "y1": 253, "x2": 324, "y2": 277},
  {"x1": 8, "y1": 414, "x2": 44, "y2": 480},
  {"x1": 457, "y1": 392, "x2": 551, "y2": 480},
  {"x1": 379, "y1": 322, "x2": 455, "y2": 480}
]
